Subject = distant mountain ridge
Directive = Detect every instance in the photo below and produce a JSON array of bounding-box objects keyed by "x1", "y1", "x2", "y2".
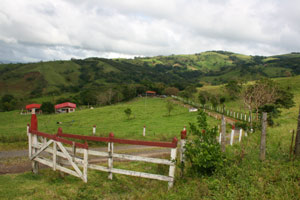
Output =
[{"x1": 0, "y1": 51, "x2": 300, "y2": 98}]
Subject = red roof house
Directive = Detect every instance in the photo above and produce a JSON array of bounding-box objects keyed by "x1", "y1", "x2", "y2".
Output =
[
  {"x1": 146, "y1": 91, "x2": 156, "y2": 96},
  {"x1": 55, "y1": 102, "x2": 76, "y2": 113}
]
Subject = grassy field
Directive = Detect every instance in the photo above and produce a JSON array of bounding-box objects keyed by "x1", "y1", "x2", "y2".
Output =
[
  {"x1": 0, "y1": 97, "x2": 219, "y2": 150},
  {"x1": 1, "y1": 76, "x2": 300, "y2": 199}
]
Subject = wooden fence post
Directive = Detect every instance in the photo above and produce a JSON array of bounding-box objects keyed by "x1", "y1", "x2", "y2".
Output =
[
  {"x1": 83, "y1": 143, "x2": 88, "y2": 183},
  {"x1": 221, "y1": 115, "x2": 226, "y2": 152},
  {"x1": 230, "y1": 125, "x2": 235, "y2": 146},
  {"x1": 294, "y1": 107, "x2": 300, "y2": 157},
  {"x1": 93, "y1": 125, "x2": 96, "y2": 136},
  {"x1": 32, "y1": 133, "x2": 39, "y2": 174},
  {"x1": 168, "y1": 138, "x2": 178, "y2": 189},
  {"x1": 108, "y1": 133, "x2": 114, "y2": 180},
  {"x1": 180, "y1": 130, "x2": 186, "y2": 171},
  {"x1": 260, "y1": 112, "x2": 267, "y2": 161},
  {"x1": 143, "y1": 125, "x2": 146, "y2": 137},
  {"x1": 239, "y1": 129, "x2": 243, "y2": 142},
  {"x1": 27, "y1": 124, "x2": 32, "y2": 159}
]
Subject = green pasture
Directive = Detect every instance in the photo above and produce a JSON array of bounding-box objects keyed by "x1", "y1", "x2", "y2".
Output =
[{"x1": 0, "y1": 97, "x2": 219, "y2": 150}]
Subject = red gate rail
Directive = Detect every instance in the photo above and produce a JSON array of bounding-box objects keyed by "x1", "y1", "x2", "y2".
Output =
[
  {"x1": 57, "y1": 130, "x2": 178, "y2": 148},
  {"x1": 30, "y1": 128, "x2": 88, "y2": 149}
]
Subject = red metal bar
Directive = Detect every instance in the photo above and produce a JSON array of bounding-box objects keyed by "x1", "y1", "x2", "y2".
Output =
[
  {"x1": 57, "y1": 131, "x2": 177, "y2": 148},
  {"x1": 29, "y1": 129, "x2": 88, "y2": 149},
  {"x1": 57, "y1": 132, "x2": 110, "y2": 143}
]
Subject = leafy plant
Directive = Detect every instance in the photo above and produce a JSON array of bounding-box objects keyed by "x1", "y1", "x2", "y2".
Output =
[
  {"x1": 166, "y1": 100, "x2": 174, "y2": 116},
  {"x1": 185, "y1": 110, "x2": 224, "y2": 176},
  {"x1": 124, "y1": 108, "x2": 132, "y2": 119},
  {"x1": 41, "y1": 102, "x2": 55, "y2": 114}
]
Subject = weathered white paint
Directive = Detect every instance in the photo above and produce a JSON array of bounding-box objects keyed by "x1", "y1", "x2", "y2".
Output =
[
  {"x1": 168, "y1": 148, "x2": 177, "y2": 189},
  {"x1": 219, "y1": 132, "x2": 222, "y2": 144},
  {"x1": 28, "y1": 128, "x2": 32, "y2": 159},
  {"x1": 83, "y1": 148, "x2": 88, "y2": 183},
  {"x1": 180, "y1": 139, "x2": 186, "y2": 163},
  {"x1": 32, "y1": 134, "x2": 39, "y2": 174},
  {"x1": 108, "y1": 142, "x2": 114, "y2": 180},
  {"x1": 113, "y1": 153, "x2": 172, "y2": 165},
  {"x1": 239, "y1": 129, "x2": 243, "y2": 142},
  {"x1": 93, "y1": 126, "x2": 96, "y2": 136},
  {"x1": 230, "y1": 128, "x2": 235, "y2": 146},
  {"x1": 53, "y1": 142, "x2": 57, "y2": 171}
]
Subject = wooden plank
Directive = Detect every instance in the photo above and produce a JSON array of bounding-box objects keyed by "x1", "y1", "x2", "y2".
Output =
[
  {"x1": 32, "y1": 134, "x2": 39, "y2": 174},
  {"x1": 112, "y1": 168, "x2": 173, "y2": 182},
  {"x1": 168, "y1": 148, "x2": 177, "y2": 189},
  {"x1": 30, "y1": 139, "x2": 53, "y2": 160},
  {"x1": 28, "y1": 131, "x2": 32, "y2": 159},
  {"x1": 108, "y1": 142, "x2": 113, "y2": 180},
  {"x1": 83, "y1": 149, "x2": 88, "y2": 183},
  {"x1": 89, "y1": 164, "x2": 172, "y2": 182},
  {"x1": 55, "y1": 165, "x2": 81, "y2": 178},
  {"x1": 34, "y1": 156, "x2": 53, "y2": 168},
  {"x1": 112, "y1": 153, "x2": 173, "y2": 165},
  {"x1": 57, "y1": 142, "x2": 83, "y2": 178},
  {"x1": 87, "y1": 149, "x2": 109, "y2": 157},
  {"x1": 53, "y1": 141, "x2": 57, "y2": 171}
]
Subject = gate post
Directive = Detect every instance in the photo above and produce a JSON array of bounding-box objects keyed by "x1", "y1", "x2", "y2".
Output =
[
  {"x1": 83, "y1": 141, "x2": 88, "y2": 183},
  {"x1": 108, "y1": 133, "x2": 114, "y2": 180},
  {"x1": 230, "y1": 125, "x2": 235, "y2": 146},
  {"x1": 168, "y1": 137, "x2": 178, "y2": 189}
]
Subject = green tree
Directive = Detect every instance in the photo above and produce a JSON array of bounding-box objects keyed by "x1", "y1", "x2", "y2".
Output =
[
  {"x1": 41, "y1": 102, "x2": 55, "y2": 114},
  {"x1": 198, "y1": 91, "x2": 211, "y2": 106},
  {"x1": 163, "y1": 87, "x2": 179, "y2": 96},
  {"x1": 124, "y1": 108, "x2": 132, "y2": 119},
  {"x1": 225, "y1": 80, "x2": 242, "y2": 100},
  {"x1": 166, "y1": 100, "x2": 175, "y2": 116},
  {"x1": 1, "y1": 94, "x2": 16, "y2": 111}
]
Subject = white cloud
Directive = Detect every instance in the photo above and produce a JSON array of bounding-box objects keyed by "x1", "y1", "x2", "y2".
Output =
[{"x1": 0, "y1": 0, "x2": 299, "y2": 62}]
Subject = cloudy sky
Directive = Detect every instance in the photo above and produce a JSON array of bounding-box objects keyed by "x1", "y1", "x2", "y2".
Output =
[{"x1": 0, "y1": 0, "x2": 300, "y2": 62}]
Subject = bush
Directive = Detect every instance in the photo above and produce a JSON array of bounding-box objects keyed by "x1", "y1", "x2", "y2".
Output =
[
  {"x1": 185, "y1": 110, "x2": 224, "y2": 176},
  {"x1": 41, "y1": 102, "x2": 55, "y2": 114},
  {"x1": 124, "y1": 108, "x2": 132, "y2": 119}
]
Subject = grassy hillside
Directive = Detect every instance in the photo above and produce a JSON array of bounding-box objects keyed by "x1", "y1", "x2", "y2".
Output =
[{"x1": 1, "y1": 51, "x2": 300, "y2": 102}]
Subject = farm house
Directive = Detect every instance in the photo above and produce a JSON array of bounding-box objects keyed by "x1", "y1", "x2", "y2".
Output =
[
  {"x1": 55, "y1": 102, "x2": 76, "y2": 113},
  {"x1": 25, "y1": 104, "x2": 42, "y2": 114},
  {"x1": 145, "y1": 91, "x2": 156, "y2": 97}
]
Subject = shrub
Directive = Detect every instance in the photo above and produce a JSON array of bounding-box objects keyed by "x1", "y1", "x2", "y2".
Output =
[
  {"x1": 41, "y1": 102, "x2": 55, "y2": 114},
  {"x1": 124, "y1": 108, "x2": 132, "y2": 119},
  {"x1": 185, "y1": 110, "x2": 224, "y2": 176}
]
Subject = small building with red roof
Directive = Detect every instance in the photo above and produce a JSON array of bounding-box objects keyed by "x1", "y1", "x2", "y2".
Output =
[
  {"x1": 25, "y1": 104, "x2": 42, "y2": 114},
  {"x1": 55, "y1": 102, "x2": 76, "y2": 113},
  {"x1": 145, "y1": 91, "x2": 156, "y2": 97}
]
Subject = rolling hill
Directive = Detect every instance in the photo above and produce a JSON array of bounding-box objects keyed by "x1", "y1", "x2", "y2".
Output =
[{"x1": 0, "y1": 51, "x2": 300, "y2": 102}]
